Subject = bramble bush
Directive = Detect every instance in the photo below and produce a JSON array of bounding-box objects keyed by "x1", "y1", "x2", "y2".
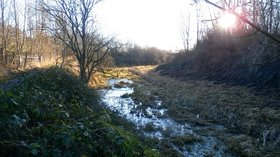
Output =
[{"x1": 0, "y1": 67, "x2": 158, "y2": 157}]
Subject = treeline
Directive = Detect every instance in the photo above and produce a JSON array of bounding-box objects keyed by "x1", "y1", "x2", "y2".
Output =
[
  {"x1": 0, "y1": 0, "x2": 172, "y2": 71},
  {"x1": 157, "y1": 0, "x2": 280, "y2": 90},
  {"x1": 110, "y1": 44, "x2": 173, "y2": 66},
  {"x1": 0, "y1": 0, "x2": 62, "y2": 68}
]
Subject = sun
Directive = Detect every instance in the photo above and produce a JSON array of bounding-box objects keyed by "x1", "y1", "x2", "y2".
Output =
[{"x1": 219, "y1": 13, "x2": 237, "y2": 29}]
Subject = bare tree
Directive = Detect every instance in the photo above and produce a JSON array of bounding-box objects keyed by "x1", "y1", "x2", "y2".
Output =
[
  {"x1": 196, "y1": 2, "x2": 201, "y2": 44},
  {"x1": 40, "y1": 0, "x2": 112, "y2": 83},
  {"x1": 0, "y1": 0, "x2": 8, "y2": 64},
  {"x1": 204, "y1": 0, "x2": 280, "y2": 44},
  {"x1": 181, "y1": 12, "x2": 191, "y2": 52},
  {"x1": 34, "y1": 0, "x2": 47, "y2": 59},
  {"x1": 11, "y1": 0, "x2": 19, "y2": 65},
  {"x1": 17, "y1": 0, "x2": 27, "y2": 69}
]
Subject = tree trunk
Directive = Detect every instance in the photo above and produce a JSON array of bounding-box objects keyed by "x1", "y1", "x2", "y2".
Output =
[{"x1": 1, "y1": 1, "x2": 6, "y2": 65}]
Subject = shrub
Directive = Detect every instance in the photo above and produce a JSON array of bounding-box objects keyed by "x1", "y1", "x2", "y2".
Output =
[{"x1": 0, "y1": 67, "x2": 158, "y2": 157}]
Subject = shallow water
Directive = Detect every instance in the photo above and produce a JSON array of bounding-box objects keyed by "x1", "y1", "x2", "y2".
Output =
[{"x1": 99, "y1": 79, "x2": 233, "y2": 157}]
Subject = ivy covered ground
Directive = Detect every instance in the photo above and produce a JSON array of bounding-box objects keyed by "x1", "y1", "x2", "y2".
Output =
[{"x1": 0, "y1": 67, "x2": 158, "y2": 157}]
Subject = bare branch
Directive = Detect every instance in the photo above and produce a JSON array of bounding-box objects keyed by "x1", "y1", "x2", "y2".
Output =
[
  {"x1": 204, "y1": 0, "x2": 280, "y2": 44},
  {"x1": 40, "y1": 0, "x2": 111, "y2": 83}
]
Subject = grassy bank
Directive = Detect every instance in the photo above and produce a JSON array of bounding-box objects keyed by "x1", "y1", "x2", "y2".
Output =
[
  {"x1": 128, "y1": 67, "x2": 280, "y2": 157},
  {"x1": 0, "y1": 67, "x2": 158, "y2": 157},
  {"x1": 156, "y1": 30, "x2": 280, "y2": 92},
  {"x1": 89, "y1": 65, "x2": 156, "y2": 88}
]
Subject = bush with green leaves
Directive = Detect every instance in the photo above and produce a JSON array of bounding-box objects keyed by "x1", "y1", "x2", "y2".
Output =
[{"x1": 0, "y1": 67, "x2": 158, "y2": 157}]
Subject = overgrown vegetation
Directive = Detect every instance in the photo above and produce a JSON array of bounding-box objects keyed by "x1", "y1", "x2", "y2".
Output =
[
  {"x1": 157, "y1": 29, "x2": 280, "y2": 91},
  {"x1": 0, "y1": 67, "x2": 158, "y2": 157},
  {"x1": 158, "y1": 0, "x2": 280, "y2": 91},
  {"x1": 110, "y1": 44, "x2": 173, "y2": 66}
]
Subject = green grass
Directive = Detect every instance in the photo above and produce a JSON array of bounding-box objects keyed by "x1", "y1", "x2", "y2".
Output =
[{"x1": 0, "y1": 67, "x2": 159, "y2": 157}]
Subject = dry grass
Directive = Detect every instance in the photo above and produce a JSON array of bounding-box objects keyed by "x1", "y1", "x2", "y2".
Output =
[
  {"x1": 128, "y1": 69, "x2": 280, "y2": 156},
  {"x1": 2, "y1": 61, "x2": 278, "y2": 156},
  {"x1": 0, "y1": 65, "x2": 21, "y2": 83},
  {"x1": 0, "y1": 66, "x2": 8, "y2": 83},
  {"x1": 89, "y1": 65, "x2": 156, "y2": 88},
  {"x1": 1, "y1": 54, "x2": 156, "y2": 89},
  {"x1": 3, "y1": 63, "x2": 278, "y2": 156}
]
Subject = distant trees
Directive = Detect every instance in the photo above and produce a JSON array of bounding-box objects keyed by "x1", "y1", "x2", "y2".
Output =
[
  {"x1": 181, "y1": 12, "x2": 191, "y2": 52},
  {"x1": 0, "y1": 0, "x2": 57, "y2": 68},
  {"x1": 1, "y1": 0, "x2": 164, "y2": 83},
  {"x1": 181, "y1": 0, "x2": 280, "y2": 49},
  {"x1": 110, "y1": 43, "x2": 172, "y2": 66},
  {"x1": 0, "y1": 0, "x2": 113, "y2": 83},
  {"x1": 40, "y1": 0, "x2": 112, "y2": 83},
  {"x1": 0, "y1": 0, "x2": 8, "y2": 64}
]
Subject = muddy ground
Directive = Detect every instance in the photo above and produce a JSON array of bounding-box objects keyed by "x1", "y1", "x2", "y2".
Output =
[{"x1": 116, "y1": 66, "x2": 280, "y2": 157}]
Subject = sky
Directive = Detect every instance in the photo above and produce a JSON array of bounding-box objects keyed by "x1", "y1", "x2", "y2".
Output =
[
  {"x1": 12, "y1": 0, "x2": 197, "y2": 51},
  {"x1": 15, "y1": 0, "x2": 230, "y2": 51},
  {"x1": 94, "y1": 0, "x2": 196, "y2": 51}
]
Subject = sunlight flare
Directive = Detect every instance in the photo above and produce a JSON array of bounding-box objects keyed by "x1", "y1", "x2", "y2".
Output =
[{"x1": 219, "y1": 12, "x2": 237, "y2": 29}]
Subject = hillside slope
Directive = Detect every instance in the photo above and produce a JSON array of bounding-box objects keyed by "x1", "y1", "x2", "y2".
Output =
[{"x1": 157, "y1": 32, "x2": 280, "y2": 92}]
